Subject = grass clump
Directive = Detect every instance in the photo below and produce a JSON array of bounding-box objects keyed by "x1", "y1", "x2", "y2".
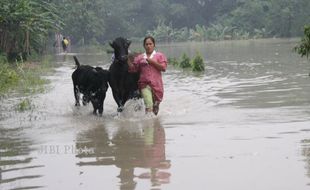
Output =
[
  {"x1": 0, "y1": 64, "x2": 19, "y2": 92},
  {"x1": 169, "y1": 52, "x2": 205, "y2": 72},
  {"x1": 179, "y1": 53, "x2": 191, "y2": 68},
  {"x1": 16, "y1": 98, "x2": 32, "y2": 112},
  {"x1": 0, "y1": 54, "x2": 53, "y2": 96},
  {"x1": 191, "y1": 52, "x2": 205, "y2": 72}
]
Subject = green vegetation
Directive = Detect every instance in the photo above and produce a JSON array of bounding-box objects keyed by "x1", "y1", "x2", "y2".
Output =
[
  {"x1": 47, "y1": 0, "x2": 310, "y2": 44},
  {"x1": 168, "y1": 57, "x2": 179, "y2": 67},
  {"x1": 0, "y1": 55, "x2": 53, "y2": 96},
  {"x1": 0, "y1": 63, "x2": 19, "y2": 93},
  {"x1": 179, "y1": 53, "x2": 191, "y2": 68},
  {"x1": 294, "y1": 25, "x2": 310, "y2": 59},
  {"x1": 16, "y1": 98, "x2": 32, "y2": 111},
  {"x1": 0, "y1": 0, "x2": 308, "y2": 91},
  {"x1": 191, "y1": 52, "x2": 205, "y2": 72},
  {"x1": 294, "y1": 25, "x2": 310, "y2": 75},
  {"x1": 169, "y1": 52, "x2": 205, "y2": 72},
  {"x1": 1, "y1": 0, "x2": 310, "y2": 51},
  {"x1": 0, "y1": 0, "x2": 62, "y2": 61}
]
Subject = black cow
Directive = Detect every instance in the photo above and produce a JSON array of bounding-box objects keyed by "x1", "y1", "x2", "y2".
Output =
[
  {"x1": 108, "y1": 37, "x2": 140, "y2": 112},
  {"x1": 72, "y1": 56, "x2": 109, "y2": 115}
]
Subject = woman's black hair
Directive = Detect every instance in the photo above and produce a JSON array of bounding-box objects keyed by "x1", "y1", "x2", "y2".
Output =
[{"x1": 143, "y1": 36, "x2": 155, "y2": 46}]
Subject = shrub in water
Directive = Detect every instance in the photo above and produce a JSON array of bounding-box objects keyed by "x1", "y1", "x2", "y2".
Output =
[
  {"x1": 191, "y1": 52, "x2": 205, "y2": 72},
  {"x1": 294, "y1": 25, "x2": 310, "y2": 59},
  {"x1": 17, "y1": 98, "x2": 32, "y2": 111},
  {"x1": 179, "y1": 53, "x2": 191, "y2": 68},
  {"x1": 168, "y1": 57, "x2": 179, "y2": 66}
]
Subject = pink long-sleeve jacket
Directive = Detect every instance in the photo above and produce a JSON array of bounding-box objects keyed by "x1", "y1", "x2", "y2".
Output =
[{"x1": 128, "y1": 51, "x2": 168, "y2": 102}]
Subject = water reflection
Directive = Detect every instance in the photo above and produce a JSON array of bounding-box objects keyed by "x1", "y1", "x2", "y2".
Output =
[
  {"x1": 0, "y1": 128, "x2": 44, "y2": 189},
  {"x1": 76, "y1": 118, "x2": 171, "y2": 190}
]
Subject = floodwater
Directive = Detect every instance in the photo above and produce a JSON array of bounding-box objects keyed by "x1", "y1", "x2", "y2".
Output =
[{"x1": 1, "y1": 38, "x2": 310, "y2": 190}]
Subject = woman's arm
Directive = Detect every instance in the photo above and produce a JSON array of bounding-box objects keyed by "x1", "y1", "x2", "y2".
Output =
[
  {"x1": 146, "y1": 54, "x2": 167, "y2": 71},
  {"x1": 128, "y1": 53, "x2": 139, "y2": 72}
]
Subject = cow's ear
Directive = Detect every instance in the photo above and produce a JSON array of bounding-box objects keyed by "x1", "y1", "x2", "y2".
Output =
[
  {"x1": 109, "y1": 41, "x2": 114, "y2": 48},
  {"x1": 126, "y1": 40, "x2": 131, "y2": 46}
]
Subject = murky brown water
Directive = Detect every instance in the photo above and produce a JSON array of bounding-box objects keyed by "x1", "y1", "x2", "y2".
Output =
[{"x1": 1, "y1": 38, "x2": 310, "y2": 190}]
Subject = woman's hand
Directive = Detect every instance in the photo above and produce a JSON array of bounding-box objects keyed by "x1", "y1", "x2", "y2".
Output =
[
  {"x1": 146, "y1": 58, "x2": 153, "y2": 64},
  {"x1": 127, "y1": 57, "x2": 134, "y2": 67},
  {"x1": 146, "y1": 58, "x2": 165, "y2": 71}
]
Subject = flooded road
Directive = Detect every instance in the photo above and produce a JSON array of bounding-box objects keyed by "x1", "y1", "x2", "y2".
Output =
[{"x1": 1, "y1": 38, "x2": 310, "y2": 190}]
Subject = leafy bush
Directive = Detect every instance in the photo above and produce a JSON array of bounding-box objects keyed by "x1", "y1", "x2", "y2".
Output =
[
  {"x1": 294, "y1": 25, "x2": 310, "y2": 59},
  {"x1": 0, "y1": 0, "x2": 63, "y2": 61},
  {"x1": 179, "y1": 53, "x2": 191, "y2": 68},
  {"x1": 17, "y1": 98, "x2": 32, "y2": 111},
  {"x1": 168, "y1": 57, "x2": 179, "y2": 66},
  {"x1": 191, "y1": 52, "x2": 205, "y2": 72},
  {"x1": 169, "y1": 52, "x2": 205, "y2": 72},
  {"x1": 0, "y1": 64, "x2": 19, "y2": 93}
]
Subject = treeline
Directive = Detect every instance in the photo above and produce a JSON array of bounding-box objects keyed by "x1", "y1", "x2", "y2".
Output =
[
  {"x1": 52, "y1": 0, "x2": 310, "y2": 44},
  {"x1": 1, "y1": 0, "x2": 310, "y2": 61}
]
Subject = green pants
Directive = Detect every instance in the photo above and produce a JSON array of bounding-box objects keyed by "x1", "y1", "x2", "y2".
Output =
[{"x1": 141, "y1": 85, "x2": 153, "y2": 109}]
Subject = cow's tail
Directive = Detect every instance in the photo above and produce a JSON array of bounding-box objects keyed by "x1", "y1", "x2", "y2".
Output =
[{"x1": 73, "y1": 56, "x2": 80, "y2": 68}]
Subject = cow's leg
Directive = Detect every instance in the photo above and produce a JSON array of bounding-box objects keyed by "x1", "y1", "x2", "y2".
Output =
[
  {"x1": 98, "y1": 93, "x2": 106, "y2": 116},
  {"x1": 74, "y1": 84, "x2": 80, "y2": 106},
  {"x1": 132, "y1": 90, "x2": 141, "y2": 99},
  {"x1": 123, "y1": 91, "x2": 130, "y2": 104},
  {"x1": 84, "y1": 85, "x2": 94, "y2": 106},
  {"x1": 117, "y1": 105, "x2": 124, "y2": 112},
  {"x1": 91, "y1": 101, "x2": 97, "y2": 115},
  {"x1": 82, "y1": 94, "x2": 90, "y2": 105},
  {"x1": 98, "y1": 102, "x2": 103, "y2": 116},
  {"x1": 112, "y1": 89, "x2": 123, "y2": 112}
]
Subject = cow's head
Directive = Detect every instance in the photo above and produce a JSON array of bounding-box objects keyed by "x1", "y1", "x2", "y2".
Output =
[{"x1": 110, "y1": 37, "x2": 131, "y2": 63}]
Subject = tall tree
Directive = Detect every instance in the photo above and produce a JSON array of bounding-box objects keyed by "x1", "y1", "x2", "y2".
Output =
[{"x1": 0, "y1": 0, "x2": 62, "y2": 61}]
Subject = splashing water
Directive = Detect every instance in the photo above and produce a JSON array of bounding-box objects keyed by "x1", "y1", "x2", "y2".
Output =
[{"x1": 118, "y1": 98, "x2": 146, "y2": 119}]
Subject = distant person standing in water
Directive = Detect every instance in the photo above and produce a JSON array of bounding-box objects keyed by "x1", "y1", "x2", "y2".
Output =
[
  {"x1": 61, "y1": 37, "x2": 69, "y2": 53},
  {"x1": 128, "y1": 36, "x2": 168, "y2": 115}
]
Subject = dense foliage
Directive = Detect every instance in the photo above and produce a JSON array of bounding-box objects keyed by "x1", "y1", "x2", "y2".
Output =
[
  {"x1": 0, "y1": 0, "x2": 62, "y2": 61},
  {"x1": 1, "y1": 0, "x2": 310, "y2": 59},
  {"x1": 51, "y1": 0, "x2": 310, "y2": 44}
]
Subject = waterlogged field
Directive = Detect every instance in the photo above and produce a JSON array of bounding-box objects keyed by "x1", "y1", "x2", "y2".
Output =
[{"x1": 1, "y1": 39, "x2": 310, "y2": 190}]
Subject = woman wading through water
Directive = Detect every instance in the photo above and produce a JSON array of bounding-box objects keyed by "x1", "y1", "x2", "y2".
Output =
[{"x1": 128, "y1": 36, "x2": 168, "y2": 115}]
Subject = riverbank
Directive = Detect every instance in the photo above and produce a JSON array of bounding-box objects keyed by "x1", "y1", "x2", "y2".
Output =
[{"x1": 0, "y1": 55, "x2": 55, "y2": 111}]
